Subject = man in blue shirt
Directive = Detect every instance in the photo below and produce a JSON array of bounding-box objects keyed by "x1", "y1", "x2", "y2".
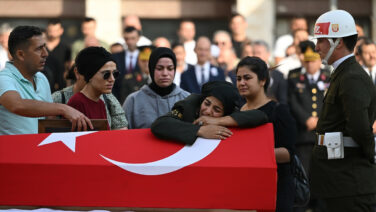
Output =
[{"x1": 0, "y1": 26, "x2": 93, "y2": 135}]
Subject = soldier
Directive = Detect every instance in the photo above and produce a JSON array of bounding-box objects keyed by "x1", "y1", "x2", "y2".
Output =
[
  {"x1": 288, "y1": 41, "x2": 330, "y2": 173},
  {"x1": 311, "y1": 10, "x2": 376, "y2": 211},
  {"x1": 118, "y1": 45, "x2": 153, "y2": 105},
  {"x1": 288, "y1": 41, "x2": 329, "y2": 212}
]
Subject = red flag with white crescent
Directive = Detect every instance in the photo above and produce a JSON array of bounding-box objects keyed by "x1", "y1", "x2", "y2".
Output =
[{"x1": 0, "y1": 124, "x2": 277, "y2": 210}]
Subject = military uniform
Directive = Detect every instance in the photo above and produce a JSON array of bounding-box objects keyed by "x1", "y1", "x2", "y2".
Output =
[
  {"x1": 288, "y1": 67, "x2": 330, "y2": 173},
  {"x1": 311, "y1": 56, "x2": 376, "y2": 210},
  {"x1": 118, "y1": 70, "x2": 149, "y2": 105}
]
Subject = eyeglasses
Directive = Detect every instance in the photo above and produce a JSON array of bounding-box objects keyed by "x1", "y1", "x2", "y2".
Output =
[{"x1": 102, "y1": 70, "x2": 120, "y2": 80}]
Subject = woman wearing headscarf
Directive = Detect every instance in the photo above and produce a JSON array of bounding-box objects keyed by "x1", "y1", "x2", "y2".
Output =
[
  {"x1": 67, "y1": 46, "x2": 124, "y2": 130},
  {"x1": 151, "y1": 81, "x2": 268, "y2": 145},
  {"x1": 123, "y1": 47, "x2": 190, "y2": 129}
]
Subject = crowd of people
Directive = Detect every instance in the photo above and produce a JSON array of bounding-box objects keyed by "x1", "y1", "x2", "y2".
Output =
[{"x1": 0, "y1": 10, "x2": 375, "y2": 212}]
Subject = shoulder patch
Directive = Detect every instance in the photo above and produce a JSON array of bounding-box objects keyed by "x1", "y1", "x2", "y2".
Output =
[{"x1": 171, "y1": 109, "x2": 183, "y2": 119}]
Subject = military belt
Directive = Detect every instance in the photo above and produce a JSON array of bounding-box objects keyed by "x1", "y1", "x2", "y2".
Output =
[{"x1": 317, "y1": 133, "x2": 359, "y2": 147}]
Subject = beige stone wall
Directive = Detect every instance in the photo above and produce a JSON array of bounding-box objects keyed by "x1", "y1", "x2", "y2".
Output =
[
  {"x1": 121, "y1": 0, "x2": 233, "y2": 18},
  {"x1": 0, "y1": 0, "x2": 85, "y2": 17},
  {"x1": 86, "y1": 0, "x2": 122, "y2": 45},
  {"x1": 236, "y1": 0, "x2": 275, "y2": 49}
]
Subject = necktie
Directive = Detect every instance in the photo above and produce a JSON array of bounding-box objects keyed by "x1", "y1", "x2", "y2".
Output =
[
  {"x1": 201, "y1": 67, "x2": 206, "y2": 86},
  {"x1": 128, "y1": 55, "x2": 133, "y2": 73}
]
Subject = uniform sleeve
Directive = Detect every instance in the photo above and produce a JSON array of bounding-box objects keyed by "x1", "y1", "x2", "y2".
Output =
[
  {"x1": 151, "y1": 95, "x2": 201, "y2": 145},
  {"x1": 340, "y1": 74, "x2": 375, "y2": 161},
  {"x1": 151, "y1": 110, "x2": 201, "y2": 145},
  {"x1": 287, "y1": 78, "x2": 310, "y2": 126},
  {"x1": 229, "y1": 109, "x2": 268, "y2": 128},
  {"x1": 273, "y1": 103, "x2": 297, "y2": 158},
  {"x1": 106, "y1": 93, "x2": 128, "y2": 129}
]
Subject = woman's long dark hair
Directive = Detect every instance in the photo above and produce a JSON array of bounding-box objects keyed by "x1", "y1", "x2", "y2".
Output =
[{"x1": 235, "y1": 56, "x2": 270, "y2": 93}]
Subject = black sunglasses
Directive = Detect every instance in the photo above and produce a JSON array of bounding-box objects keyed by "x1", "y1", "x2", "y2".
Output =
[{"x1": 102, "y1": 70, "x2": 120, "y2": 80}]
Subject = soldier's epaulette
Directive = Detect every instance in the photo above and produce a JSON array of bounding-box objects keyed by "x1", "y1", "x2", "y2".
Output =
[{"x1": 171, "y1": 109, "x2": 183, "y2": 119}]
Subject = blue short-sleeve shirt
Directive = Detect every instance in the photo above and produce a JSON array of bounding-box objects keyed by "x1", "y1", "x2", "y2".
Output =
[{"x1": 0, "y1": 62, "x2": 52, "y2": 135}]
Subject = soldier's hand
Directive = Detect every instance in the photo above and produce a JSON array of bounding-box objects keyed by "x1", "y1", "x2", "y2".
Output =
[{"x1": 306, "y1": 116, "x2": 318, "y2": 131}]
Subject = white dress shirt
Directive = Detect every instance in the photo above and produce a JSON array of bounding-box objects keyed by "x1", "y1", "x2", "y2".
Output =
[
  {"x1": 125, "y1": 49, "x2": 139, "y2": 72},
  {"x1": 194, "y1": 62, "x2": 211, "y2": 85}
]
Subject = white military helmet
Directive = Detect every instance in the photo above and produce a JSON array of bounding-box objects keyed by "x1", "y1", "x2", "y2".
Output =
[
  {"x1": 314, "y1": 10, "x2": 357, "y2": 38},
  {"x1": 313, "y1": 10, "x2": 357, "y2": 65}
]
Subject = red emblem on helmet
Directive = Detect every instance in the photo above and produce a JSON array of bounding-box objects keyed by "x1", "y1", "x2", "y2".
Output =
[
  {"x1": 314, "y1": 22, "x2": 330, "y2": 35},
  {"x1": 332, "y1": 24, "x2": 339, "y2": 32}
]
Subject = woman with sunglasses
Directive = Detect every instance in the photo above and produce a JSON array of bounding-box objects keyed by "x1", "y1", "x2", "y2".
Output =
[
  {"x1": 67, "y1": 47, "x2": 126, "y2": 130},
  {"x1": 123, "y1": 47, "x2": 190, "y2": 129}
]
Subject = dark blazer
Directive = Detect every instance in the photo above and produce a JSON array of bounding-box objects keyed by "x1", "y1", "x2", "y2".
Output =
[
  {"x1": 287, "y1": 67, "x2": 330, "y2": 144},
  {"x1": 112, "y1": 51, "x2": 140, "y2": 101},
  {"x1": 180, "y1": 64, "x2": 226, "y2": 94},
  {"x1": 311, "y1": 56, "x2": 376, "y2": 198},
  {"x1": 267, "y1": 69, "x2": 288, "y2": 104}
]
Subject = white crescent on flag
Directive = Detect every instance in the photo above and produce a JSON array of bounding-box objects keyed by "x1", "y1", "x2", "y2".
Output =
[{"x1": 100, "y1": 137, "x2": 221, "y2": 175}]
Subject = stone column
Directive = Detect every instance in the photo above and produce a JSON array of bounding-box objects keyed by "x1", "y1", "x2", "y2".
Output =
[
  {"x1": 372, "y1": 0, "x2": 376, "y2": 41},
  {"x1": 85, "y1": 0, "x2": 122, "y2": 46},
  {"x1": 236, "y1": 0, "x2": 275, "y2": 50}
]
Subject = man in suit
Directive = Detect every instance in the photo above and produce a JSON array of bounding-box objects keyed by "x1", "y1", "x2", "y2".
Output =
[
  {"x1": 311, "y1": 10, "x2": 376, "y2": 211},
  {"x1": 252, "y1": 40, "x2": 288, "y2": 104},
  {"x1": 357, "y1": 38, "x2": 376, "y2": 85},
  {"x1": 180, "y1": 36, "x2": 226, "y2": 94},
  {"x1": 112, "y1": 26, "x2": 140, "y2": 101}
]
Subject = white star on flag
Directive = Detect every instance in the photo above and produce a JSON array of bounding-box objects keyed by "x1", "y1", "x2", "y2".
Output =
[{"x1": 38, "y1": 131, "x2": 97, "y2": 152}]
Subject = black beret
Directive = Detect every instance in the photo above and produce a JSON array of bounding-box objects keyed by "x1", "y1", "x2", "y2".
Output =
[{"x1": 75, "y1": 46, "x2": 115, "y2": 82}]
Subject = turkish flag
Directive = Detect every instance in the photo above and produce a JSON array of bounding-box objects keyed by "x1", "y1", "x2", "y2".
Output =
[
  {"x1": 314, "y1": 22, "x2": 330, "y2": 35},
  {"x1": 0, "y1": 124, "x2": 277, "y2": 210}
]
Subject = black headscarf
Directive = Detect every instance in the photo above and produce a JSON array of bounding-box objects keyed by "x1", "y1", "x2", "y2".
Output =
[
  {"x1": 200, "y1": 81, "x2": 241, "y2": 116},
  {"x1": 75, "y1": 47, "x2": 115, "y2": 82},
  {"x1": 148, "y1": 47, "x2": 177, "y2": 96}
]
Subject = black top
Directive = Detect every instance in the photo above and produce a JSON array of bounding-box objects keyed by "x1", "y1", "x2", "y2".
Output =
[
  {"x1": 46, "y1": 41, "x2": 71, "y2": 91},
  {"x1": 257, "y1": 100, "x2": 296, "y2": 211},
  {"x1": 257, "y1": 101, "x2": 296, "y2": 175}
]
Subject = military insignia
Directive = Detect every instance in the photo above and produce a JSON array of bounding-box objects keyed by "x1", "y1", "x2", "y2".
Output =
[
  {"x1": 332, "y1": 24, "x2": 339, "y2": 32},
  {"x1": 136, "y1": 74, "x2": 142, "y2": 82},
  {"x1": 320, "y1": 73, "x2": 327, "y2": 81},
  {"x1": 317, "y1": 81, "x2": 325, "y2": 91},
  {"x1": 296, "y1": 82, "x2": 305, "y2": 89},
  {"x1": 299, "y1": 74, "x2": 305, "y2": 82},
  {"x1": 171, "y1": 109, "x2": 183, "y2": 119},
  {"x1": 125, "y1": 73, "x2": 133, "y2": 80}
]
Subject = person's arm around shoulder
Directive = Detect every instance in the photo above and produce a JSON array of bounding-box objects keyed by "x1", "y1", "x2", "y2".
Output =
[
  {"x1": 193, "y1": 109, "x2": 268, "y2": 128},
  {"x1": 0, "y1": 90, "x2": 93, "y2": 131}
]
